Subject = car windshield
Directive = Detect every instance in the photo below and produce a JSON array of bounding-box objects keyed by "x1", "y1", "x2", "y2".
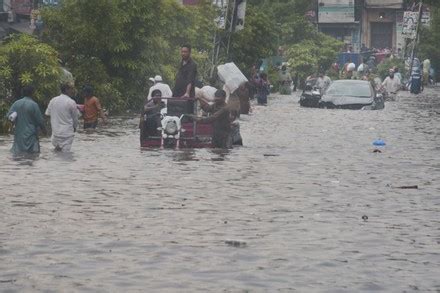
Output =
[{"x1": 326, "y1": 82, "x2": 371, "y2": 98}]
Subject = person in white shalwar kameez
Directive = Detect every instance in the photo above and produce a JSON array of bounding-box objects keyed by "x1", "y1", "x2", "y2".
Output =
[{"x1": 45, "y1": 84, "x2": 80, "y2": 152}]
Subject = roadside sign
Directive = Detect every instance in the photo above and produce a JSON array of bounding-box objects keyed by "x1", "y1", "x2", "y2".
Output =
[
  {"x1": 421, "y1": 11, "x2": 430, "y2": 27},
  {"x1": 234, "y1": 0, "x2": 246, "y2": 32},
  {"x1": 213, "y1": 0, "x2": 228, "y2": 29},
  {"x1": 402, "y1": 11, "x2": 418, "y2": 39}
]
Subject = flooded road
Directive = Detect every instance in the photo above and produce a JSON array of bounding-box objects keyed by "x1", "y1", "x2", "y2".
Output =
[{"x1": 1, "y1": 88, "x2": 439, "y2": 292}]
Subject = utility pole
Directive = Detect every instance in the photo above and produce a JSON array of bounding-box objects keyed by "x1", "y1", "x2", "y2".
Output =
[
  {"x1": 408, "y1": 0, "x2": 423, "y2": 78},
  {"x1": 209, "y1": 0, "x2": 243, "y2": 79}
]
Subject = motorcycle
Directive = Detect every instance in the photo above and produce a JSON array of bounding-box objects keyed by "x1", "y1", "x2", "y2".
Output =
[{"x1": 158, "y1": 114, "x2": 186, "y2": 149}]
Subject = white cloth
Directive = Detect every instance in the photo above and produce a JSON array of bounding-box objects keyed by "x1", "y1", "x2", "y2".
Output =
[
  {"x1": 45, "y1": 94, "x2": 79, "y2": 138},
  {"x1": 217, "y1": 62, "x2": 248, "y2": 93},
  {"x1": 195, "y1": 86, "x2": 218, "y2": 115},
  {"x1": 423, "y1": 59, "x2": 431, "y2": 74},
  {"x1": 382, "y1": 76, "x2": 401, "y2": 94},
  {"x1": 316, "y1": 76, "x2": 332, "y2": 92},
  {"x1": 223, "y1": 84, "x2": 232, "y2": 103},
  {"x1": 147, "y1": 82, "x2": 173, "y2": 99},
  {"x1": 195, "y1": 86, "x2": 217, "y2": 104},
  {"x1": 395, "y1": 72, "x2": 403, "y2": 83},
  {"x1": 51, "y1": 135, "x2": 74, "y2": 152},
  {"x1": 347, "y1": 63, "x2": 356, "y2": 72}
]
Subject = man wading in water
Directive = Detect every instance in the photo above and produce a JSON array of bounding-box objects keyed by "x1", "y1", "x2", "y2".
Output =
[
  {"x1": 6, "y1": 85, "x2": 46, "y2": 154},
  {"x1": 192, "y1": 89, "x2": 232, "y2": 149},
  {"x1": 82, "y1": 85, "x2": 106, "y2": 129},
  {"x1": 45, "y1": 83, "x2": 79, "y2": 152}
]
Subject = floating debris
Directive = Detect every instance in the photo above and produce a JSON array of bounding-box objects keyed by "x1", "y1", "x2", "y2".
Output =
[
  {"x1": 373, "y1": 139, "x2": 386, "y2": 146},
  {"x1": 225, "y1": 240, "x2": 247, "y2": 248},
  {"x1": 396, "y1": 185, "x2": 419, "y2": 189}
]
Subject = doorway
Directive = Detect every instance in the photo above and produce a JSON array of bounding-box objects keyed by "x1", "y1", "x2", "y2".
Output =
[{"x1": 370, "y1": 22, "x2": 393, "y2": 49}]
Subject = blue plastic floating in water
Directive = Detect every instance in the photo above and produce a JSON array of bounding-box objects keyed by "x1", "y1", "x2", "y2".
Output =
[{"x1": 373, "y1": 139, "x2": 386, "y2": 146}]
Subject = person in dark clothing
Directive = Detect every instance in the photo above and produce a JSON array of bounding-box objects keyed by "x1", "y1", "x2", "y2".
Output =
[
  {"x1": 192, "y1": 89, "x2": 232, "y2": 149},
  {"x1": 255, "y1": 72, "x2": 270, "y2": 105},
  {"x1": 173, "y1": 44, "x2": 198, "y2": 98},
  {"x1": 410, "y1": 69, "x2": 422, "y2": 94},
  {"x1": 139, "y1": 89, "x2": 165, "y2": 140}
]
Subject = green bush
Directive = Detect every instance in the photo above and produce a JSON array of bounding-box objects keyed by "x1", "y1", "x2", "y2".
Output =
[
  {"x1": 0, "y1": 34, "x2": 61, "y2": 134},
  {"x1": 268, "y1": 65, "x2": 281, "y2": 93},
  {"x1": 0, "y1": 34, "x2": 61, "y2": 106},
  {"x1": 41, "y1": 0, "x2": 216, "y2": 112},
  {"x1": 0, "y1": 100, "x2": 11, "y2": 134},
  {"x1": 377, "y1": 58, "x2": 406, "y2": 81},
  {"x1": 286, "y1": 33, "x2": 342, "y2": 84}
]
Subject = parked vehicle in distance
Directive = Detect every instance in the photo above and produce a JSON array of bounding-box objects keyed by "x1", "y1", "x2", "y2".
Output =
[{"x1": 319, "y1": 80, "x2": 384, "y2": 110}]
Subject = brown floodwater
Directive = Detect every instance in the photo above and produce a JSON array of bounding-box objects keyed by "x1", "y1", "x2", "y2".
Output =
[{"x1": 1, "y1": 89, "x2": 439, "y2": 292}]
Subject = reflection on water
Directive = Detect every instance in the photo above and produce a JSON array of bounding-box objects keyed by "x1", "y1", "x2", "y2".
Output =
[{"x1": 0, "y1": 89, "x2": 439, "y2": 292}]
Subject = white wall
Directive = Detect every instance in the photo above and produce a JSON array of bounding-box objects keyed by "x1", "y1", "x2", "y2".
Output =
[{"x1": 3, "y1": 0, "x2": 11, "y2": 12}]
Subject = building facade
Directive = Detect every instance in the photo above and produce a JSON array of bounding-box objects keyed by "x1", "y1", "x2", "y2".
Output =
[
  {"x1": 361, "y1": 0, "x2": 404, "y2": 50},
  {"x1": 318, "y1": 0, "x2": 362, "y2": 51},
  {"x1": 318, "y1": 0, "x2": 405, "y2": 52}
]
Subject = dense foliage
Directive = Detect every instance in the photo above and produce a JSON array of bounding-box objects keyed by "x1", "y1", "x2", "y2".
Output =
[
  {"x1": 419, "y1": 6, "x2": 440, "y2": 72},
  {"x1": 0, "y1": 34, "x2": 61, "y2": 133},
  {"x1": 37, "y1": 0, "x2": 325, "y2": 111},
  {"x1": 41, "y1": 0, "x2": 216, "y2": 111},
  {"x1": 229, "y1": 5, "x2": 278, "y2": 74},
  {"x1": 286, "y1": 33, "x2": 343, "y2": 82},
  {"x1": 0, "y1": 34, "x2": 61, "y2": 104},
  {"x1": 230, "y1": 0, "x2": 316, "y2": 75},
  {"x1": 377, "y1": 58, "x2": 407, "y2": 80}
]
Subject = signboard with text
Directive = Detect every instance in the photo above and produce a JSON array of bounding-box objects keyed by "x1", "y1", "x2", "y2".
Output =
[
  {"x1": 213, "y1": 0, "x2": 228, "y2": 29},
  {"x1": 234, "y1": 0, "x2": 246, "y2": 31},
  {"x1": 421, "y1": 11, "x2": 430, "y2": 27},
  {"x1": 11, "y1": 0, "x2": 32, "y2": 15},
  {"x1": 402, "y1": 11, "x2": 418, "y2": 39},
  {"x1": 318, "y1": 0, "x2": 355, "y2": 23}
]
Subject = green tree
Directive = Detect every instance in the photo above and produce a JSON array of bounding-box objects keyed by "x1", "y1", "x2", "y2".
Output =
[
  {"x1": 377, "y1": 58, "x2": 407, "y2": 80},
  {"x1": 286, "y1": 33, "x2": 342, "y2": 82},
  {"x1": 42, "y1": 0, "x2": 216, "y2": 111},
  {"x1": 0, "y1": 34, "x2": 61, "y2": 134},
  {"x1": 229, "y1": 5, "x2": 278, "y2": 74},
  {"x1": 419, "y1": 7, "x2": 440, "y2": 72},
  {"x1": 0, "y1": 34, "x2": 60, "y2": 105}
]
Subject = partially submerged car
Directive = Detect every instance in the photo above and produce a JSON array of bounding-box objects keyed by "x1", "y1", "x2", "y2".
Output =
[{"x1": 319, "y1": 80, "x2": 384, "y2": 110}]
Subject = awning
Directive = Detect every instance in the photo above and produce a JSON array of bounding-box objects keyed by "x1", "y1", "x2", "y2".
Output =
[{"x1": 365, "y1": 0, "x2": 403, "y2": 9}]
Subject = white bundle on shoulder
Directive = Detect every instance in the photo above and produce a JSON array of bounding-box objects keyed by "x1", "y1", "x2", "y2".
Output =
[{"x1": 217, "y1": 62, "x2": 248, "y2": 93}]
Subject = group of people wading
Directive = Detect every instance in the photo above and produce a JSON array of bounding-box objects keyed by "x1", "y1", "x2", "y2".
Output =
[
  {"x1": 6, "y1": 44, "x2": 251, "y2": 155},
  {"x1": 6, "y1": 83, "x2": 105, "y2": 155}
]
